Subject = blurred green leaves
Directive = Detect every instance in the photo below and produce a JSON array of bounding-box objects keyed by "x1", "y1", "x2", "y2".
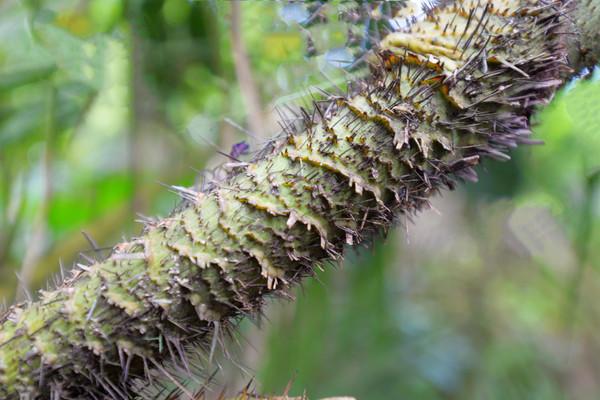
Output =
[
  {"x1": 531, "y1": 76, "x2": 600, "y2": 197},
  {"x1": 88, "y1": 0, "x2": 124, "y2": 32},
  {"x1": 0, "y1": 65, "x2": 56, "y2": 92}
]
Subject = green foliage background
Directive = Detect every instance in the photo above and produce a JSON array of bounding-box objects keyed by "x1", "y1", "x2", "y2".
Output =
[{"x1": 0, "y1": 1, "x2": 598, "y2": 398}]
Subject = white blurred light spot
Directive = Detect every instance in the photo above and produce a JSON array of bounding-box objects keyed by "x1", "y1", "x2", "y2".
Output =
[{"x1": 279, "y1": 3, "x2": 310, "y2": 26}]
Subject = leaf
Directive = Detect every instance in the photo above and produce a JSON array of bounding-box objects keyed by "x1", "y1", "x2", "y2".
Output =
[{"x1": 0, "y1": 65, "x2": 56, "y2": 92}]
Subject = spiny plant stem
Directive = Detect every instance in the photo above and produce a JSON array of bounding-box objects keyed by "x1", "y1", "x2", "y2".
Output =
[
  {"x1": 0, "y1": 0, "x2": 591, "y2": 398},
  {"x1": 571, "y1": 0, "x2": 600, "y2": 68}
]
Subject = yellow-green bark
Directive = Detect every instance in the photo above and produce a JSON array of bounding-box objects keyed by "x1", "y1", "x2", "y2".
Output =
[{"x1": 0, "y1": 0, "x2": 584, "y2": 398}]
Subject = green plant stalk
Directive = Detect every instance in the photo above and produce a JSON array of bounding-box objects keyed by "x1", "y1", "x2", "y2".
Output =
[
  {"x1": 571, "y1": 0, "x2": 600, "y2": 68},
  {"x1": 0, "y1": 0, "x2": 593, "y2": 398}
]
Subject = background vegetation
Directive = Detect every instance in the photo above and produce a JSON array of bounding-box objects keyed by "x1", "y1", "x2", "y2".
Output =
[{"x1": 0, "y1": 1, "x2": 598, "y2": 399}]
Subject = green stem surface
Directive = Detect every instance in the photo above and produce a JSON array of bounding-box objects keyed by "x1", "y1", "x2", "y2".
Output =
[{"x1": 0, "y1": 0, "x2": 583, "y2": 398}]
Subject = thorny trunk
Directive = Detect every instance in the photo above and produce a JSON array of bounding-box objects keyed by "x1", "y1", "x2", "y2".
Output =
[{"x1": 1, "y1": 0, "x2": 598, "y2": 398}]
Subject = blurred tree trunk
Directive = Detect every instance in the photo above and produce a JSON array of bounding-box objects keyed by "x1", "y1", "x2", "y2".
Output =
[{"x1": 230, "y1": 1, "x2": 265, "y2": 145}]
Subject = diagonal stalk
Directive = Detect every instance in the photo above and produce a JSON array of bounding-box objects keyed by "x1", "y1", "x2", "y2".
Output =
[{"x1": 1, "y1": 0, "x2": 597, "y2": 398}]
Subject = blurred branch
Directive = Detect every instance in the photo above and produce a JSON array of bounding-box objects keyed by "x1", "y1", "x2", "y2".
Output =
[
  {"x1": 563, "y1": 165, "x2": 600, "y2": 329},
  {"x1": 128, "y1": 7, "x2": 146, "y2": 215},
  {"x1": 0, "y1": 160, "x2": 26, "y2": 271},
  {"x1": 15, "y1": 85, "x2": 56, "y2": 301},
  {"x1": 230, "y1": 1, "x2": 265, "y2": 144}
]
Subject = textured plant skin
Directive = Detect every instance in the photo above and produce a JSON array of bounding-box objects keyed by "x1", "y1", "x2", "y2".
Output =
[
  {"x1": 0, "y1": 0, "x2": 587, "y2": 398},
  {"x1": 571, "y1": 0, "x2": 600, "y2": 67}
]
